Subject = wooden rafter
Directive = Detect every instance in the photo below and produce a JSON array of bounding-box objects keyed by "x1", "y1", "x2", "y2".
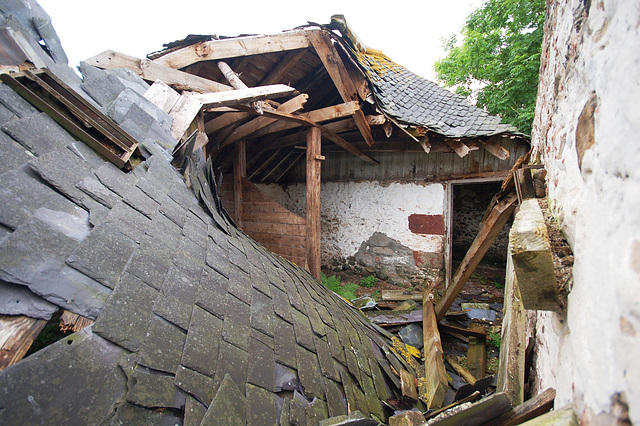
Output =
[
  {"x1": 306, "y1": 29, "x2": 375, "y2": 146},
  {"x1": 445, "y1": 139, "x2": 471, "y2": 158},
  {"x1": 153, "y1": 31, "x2": 311, "y2": 69},
  {"x1": 84, "y1": 50, "x2": 232, "y2": 93},
  {"x1": 222, "y1": 94, "x2": 308, "y2": 147},
  {"x1": 188, "y1": 84, "x2": 295, "y2": 109},
  {"x1": 481, "y1": 136, "x2": 511, "y2": 160},
  {"x1": 251, "y1": 101, "x2": 360, "y2": 138},
  {"x1": 260, "y1": 49, "x2": 308, "y2": 86}
]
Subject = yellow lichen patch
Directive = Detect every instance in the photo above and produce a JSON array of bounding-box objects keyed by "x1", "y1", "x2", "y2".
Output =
[{"x1": 391, "y1": 337, "x2": 421, "y2": 369}]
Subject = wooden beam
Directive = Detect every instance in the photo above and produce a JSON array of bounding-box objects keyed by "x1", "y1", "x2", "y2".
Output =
[
  {"x1": 143, "y1": 80, "x2": 180, "y2": 113},
  {"x1": 510, "y1": 199, "x2": 560, "y2": 310},
  {"x1": 251, "y1": 101, "x2": 360, "y2": 138},
  {"x1": 275, "y1": 152, "x2": 304, "y2": 183},
  {"x1": 248, "y1": 149, "x2": 282, "y2": 180},
  {"x1": 306, "y1": 127, "x2": 322, "y2": 279},
  {"x1": 491, "y1": 387, "x2": 556, "y2": 426},
  {"x1": 217, "y1": 60, "x2": 263, "y2": 115},
  {"x1": 169, "y1": 95, "x2": 203, "y2": 141},
  {"x1": 84, "y1": 50, "x2": 232, "y2": 93},
  {"x1": 445, "y1": 355, "x2": 478, "y2": 386},
  {"x1": 233, "y1": 140, "x2": 246, "y2": 228},
  {"x1": 466, "y1": 323, "x2": 486, "y2": 381},
  {"x1": 307, "y1": 30, "x2": 375, "y2": 146},
  {"x1": 223, "y1": 94, "x2": 308, "y2": 147},
  {"x1": 481, "y1": 137, "x2": 511, "y2": 160},
  {"x1": 435, "y1": 192, "x2": 518, "y2": 321},
  {"x1": 497, "y1": 245, "x2": 527, "y2": 406},
  {"x1": 153, "y1": 31, "x2": 311, "y2": 69},
  {"x1": 188, "y1": 84, "x2": 296, "y2": 108},
  {"x1": 422, "y1": 294, "x2": 448, "y2": 409},
  {"x1": 445, "y1": 139, "x2": 471, "y2": 157},
  {"x1": 0, "y1": 315, "x2": 47, "y2": 370}
]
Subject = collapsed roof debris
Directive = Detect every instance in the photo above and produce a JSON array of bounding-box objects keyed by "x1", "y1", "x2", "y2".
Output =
[{"x1": 0, "y1": 1, "x2": 561, "y2": 424}]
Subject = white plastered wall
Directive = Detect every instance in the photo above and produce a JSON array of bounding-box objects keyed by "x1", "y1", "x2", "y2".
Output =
[
  {"x1": 257, "y1": 181, "x2": 445, "y2": 262},
  {"x1": 531, "y1": 0, "x2": 640, "y2": 421}
]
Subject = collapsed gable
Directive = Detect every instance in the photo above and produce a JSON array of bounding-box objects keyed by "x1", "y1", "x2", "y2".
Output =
[{"x1": 0, "y1": 3, "x2": 419, "y2": 424}]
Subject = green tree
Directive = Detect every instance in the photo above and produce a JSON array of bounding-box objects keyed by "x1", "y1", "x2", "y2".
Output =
[{"x1": 434, "y1": 0, "x2": 545, "y2": 135}]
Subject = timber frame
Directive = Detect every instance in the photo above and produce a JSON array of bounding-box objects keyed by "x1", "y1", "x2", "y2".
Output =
[{"x1": 87, "y1": 22, "x2": 529, "y2": 278}]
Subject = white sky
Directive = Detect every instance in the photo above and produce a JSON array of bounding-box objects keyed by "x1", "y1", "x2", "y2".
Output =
[{"x1": 37, "y1": 0, "x2": 483, "y2": 82}]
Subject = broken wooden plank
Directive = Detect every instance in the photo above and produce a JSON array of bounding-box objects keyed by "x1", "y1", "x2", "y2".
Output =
[
  {"x1": 445, "y1": 139, "x2": 471, "y2": 157},
  {"x1": 217, "y1": 60, "x2": 263, "y2": 115},
  {"x1": 381, "y1": 290, "x2": 424, "y2": 301},
  {"x1": 466, "y1": 323, "x2": 486, "y2": 381},
  {"x1": 400, "y1": 369, "x2": 419, "y2": 400},
  {"x1": 143, "y1": 80, "x2": 180, "y2": 113},
  {"x1": 519, "y1": 405, "x2": 577, "y2": 425},
  {"x1": 435, "y1": 192, "x2": 518, "y2": 321},
  {"x1": 509, "y1": 199, "x2": 560, "y2": 311},
  {"x1": 0, "y1": 315, "x2": 47, "y2": 370},
  {"x1": 497, "y1": 244, "x2": 528, "y2": 406},
  {"x1": 481, "y1": 137, "x2": 511, "y2": 160},
  {"x1": 514, "y1": 168, "x2": 536, "y2": 203},
  {"x1": 205, "y1": 111, "x2": 252, "y2": 133},
  {"x1": 428, "y1": 392, "x2": 512, "y2": 425},
  {"x1": 223, "y1": 94, "x2": 308, "y2": 146},
  {"x1": 445, "y1": 355, "x2": 477, "y2": 386},
  {"x1": 84, "y1": 50, "x2": 232, "y2": 93},
  {"x1": 438, "y1": 323, "x2": 487, "y2": 339},
  {"x1": 188, "y1": 84, "x2": 295, "y2": 108},
  {"x1": 306, "y1": 127, "x2": 322, "y2": 279},
  {"x1": 491, "y1": 387, "x2": 556, "y2": 426},
  {"x1": 169, "y1": 95, "x2": 203, "y2": 141},
  {"x1": 307, "y1": 30, "x2": 375, "y2": 146},
  {"x1": 153, "y1": 31, "x2": 311, "y2": 69},
  {"x1": 60, "y1": 310, "x2": 94, "y2": 333},
  {"x1": 422, "y1": 294, "x2": 448, "y2": 409}
]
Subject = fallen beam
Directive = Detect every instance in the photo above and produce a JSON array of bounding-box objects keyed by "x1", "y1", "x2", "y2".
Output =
[
  {"x1": 189, "y1": 84, "x2": 296, "y2": 108},
  {"x1": 422, "y1": 294, "x2": 448, "y2": 409},
  {"x1": 84, "y1": 50, "x2": 232, "y2": 93},
  {"x1": 435, "y1": 192, "x2": 518, "y2": 321}
]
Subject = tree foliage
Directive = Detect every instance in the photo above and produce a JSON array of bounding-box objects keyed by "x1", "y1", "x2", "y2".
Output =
[{"x1": 434, "y1": 0, "x2": 545, "y2": 135}]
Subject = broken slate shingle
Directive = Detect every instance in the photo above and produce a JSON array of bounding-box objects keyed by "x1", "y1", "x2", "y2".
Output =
[
  {"x1": 125, "y1": 369, "x2": 186, "y2": 409},
  {"x1": 0, "y1": 279, "x2": 58, "y2": 319},
  {"x1": 94, "y1": 162, "x2": 137, "y2": 198},
  {"x1": 66, "y1": 225, "x2": 137, "y2": 289},
  {"x1": 77, "y1": 176, "x2": 121, "y2": 208},
  {"x1": 102, "y1": 201, "x2": 152, "y2": 243},
  {"x1": 0, "y1": 130, "x2": 33, "y2": 175},
  {"x1": 201, "y1": 374, "x2": 246, "y2": 425}
]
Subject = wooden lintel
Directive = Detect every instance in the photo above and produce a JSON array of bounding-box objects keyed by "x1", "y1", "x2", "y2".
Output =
[
  {"x1": 153, "y1": 30, "x2": 311, "y2": 69},
  {"x1": 188, "y1": 84, "x2": 296, "y2": 109},
  {"x1": 306, "y1": 127, "x2": 322, "y2": 279},
  {"x1": 0, "y1": 315, "x2": 47, "y2": 371},
  {"x1": 233, "y1": 140, "x2": 246, "y2": 228},
  {"x1": 84, "y1": 50, "x2": 232, "y2": 93},
  {"x1": 422, "y1": 294, "x2": 449, "y2": 409},
  {"x1": 482, "y1": 136, "x2": 511, "y2": 160},
  {"x1": 307, "y1": 30, "x2": 375, "y2": 146},
  {"x1": 435, "y1": 192, "x2": 518, "y2": 321}
]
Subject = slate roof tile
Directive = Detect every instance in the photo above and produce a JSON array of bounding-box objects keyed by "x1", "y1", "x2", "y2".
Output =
[
  {"x1": 195, "y1": 267, "x2": 229, "y2": 319},
  {"x1": 247, "y1": 336, "x2": 276, "y2": 391},
  {"x1": 274, "y1": 317, "x2": 298, "y2": 369},
  {"x1": 137, "y1": 315, "x2": 187, "y2": 373},
  {"x1": 77, "y1": 176, "x2": 121, "y2": 208},
  {"x1": 214, "y1": 340, "x2": 249, "y2": 390},
  {"x1": 174, "y1": 365, "x2": 217, "y2": 407},
  {"x1": 92, "y1": 272, "x2": 158, "y2": 351},
  {"x1": 201, "y1": 374, "x2": 246, "y2": 425},
  {"x1": 181, "y1": 306, "x2": 223, "y2": 377},
  {"x1": 246, "y1": 383, "x2": 279, "y2": 425},
  {"x1": 0, "y1": 130, "x2": 33, "y2": 175},
  {"x1": 125, "y1": 368, "x2": 187, "y2": 409},
  {"x1": 1, "y1": 112, "x2": 74, "y2": 156},
  {"x1": 126, "y1": 235, "x2": 175, "y2": 289}
]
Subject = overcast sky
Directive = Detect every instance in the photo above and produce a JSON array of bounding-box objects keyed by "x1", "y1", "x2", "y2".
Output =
[{"x1": 37, "y1": 0, "x2": 483, "y2": 82}]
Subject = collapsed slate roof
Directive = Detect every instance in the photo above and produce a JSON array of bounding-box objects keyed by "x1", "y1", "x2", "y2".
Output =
[
  {"x1": 0, "y1": 2, "x2": 416, "y2": 424},
  {"x1": 329, "y1": 16, "x2": 517, "y2": 138}
]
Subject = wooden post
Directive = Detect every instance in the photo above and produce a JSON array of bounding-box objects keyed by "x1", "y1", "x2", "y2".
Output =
[
  {"x1": 234, "y1": 140, "x2": 246, "y2": 228},
  {"x1": 422, "y1": 293, "x2": 448, "y2": 408},
  {"x1": 306, "y1": 127, "x2": 322, "y2": 279}
]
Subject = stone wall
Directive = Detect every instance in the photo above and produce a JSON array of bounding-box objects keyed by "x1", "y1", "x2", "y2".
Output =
[
  {"x1": 257, "y1": 181, "x2": 446, "y2": 286},
  {"x1": 530, "y1": 0, "x2": 640, "y2": 423}
]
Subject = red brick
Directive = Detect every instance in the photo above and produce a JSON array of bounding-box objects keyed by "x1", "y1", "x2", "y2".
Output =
[{"x1": 408, "y1": 214, "x2": 444, "y2": 235}]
